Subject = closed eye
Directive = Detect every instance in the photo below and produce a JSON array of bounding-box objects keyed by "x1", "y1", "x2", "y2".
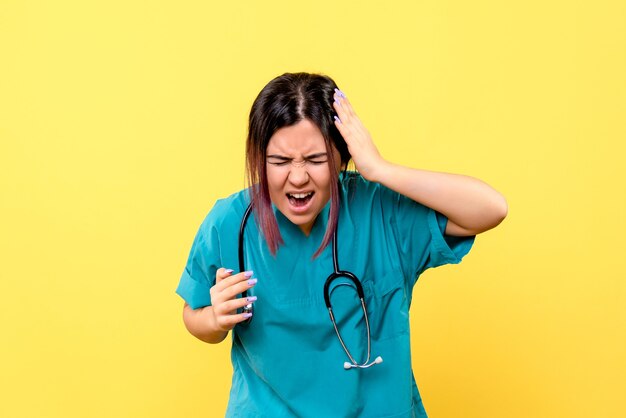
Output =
[
  {"x1": 268, "y1": 160, "x2": 290, "y2": 166},
  {"x1": 266, "y1": 153, "x2": 328, "y2": 166},
  {"x1": 267, "y1": 159, "x2": 327, "y2": 166}
]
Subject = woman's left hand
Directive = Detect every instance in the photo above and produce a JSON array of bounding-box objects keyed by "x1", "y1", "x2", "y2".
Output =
[{"x1": 333, "y1": 88, "x2": 387, "y2": 182}]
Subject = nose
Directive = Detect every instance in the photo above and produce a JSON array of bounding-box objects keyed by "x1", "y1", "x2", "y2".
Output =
[{"x1": 287, "y1": 164, "x2": 309, "y2": 187}]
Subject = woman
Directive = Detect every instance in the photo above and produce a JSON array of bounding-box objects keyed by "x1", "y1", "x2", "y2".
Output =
[{"x1": 176, "y1": 72, "x2": 507, "y2": 417}]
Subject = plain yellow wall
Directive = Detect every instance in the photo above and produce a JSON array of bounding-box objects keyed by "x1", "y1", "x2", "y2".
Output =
[{"x1": 1, "y1": 1, "x2": 624, "y2": 417}]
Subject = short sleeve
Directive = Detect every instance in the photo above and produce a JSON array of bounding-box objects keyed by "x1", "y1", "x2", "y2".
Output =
[
  {"x1": 379, "y1": 184, "x2": 475, "y2": 285},
  {"x1": 175, "y1": 213, "x2": 222, "y2": 310},
  {"x1": 424, "y1": 209, "x2": 475, "y2": 271}
]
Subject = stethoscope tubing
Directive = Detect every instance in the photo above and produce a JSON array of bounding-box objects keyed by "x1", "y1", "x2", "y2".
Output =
[
  {"x1": 237, "y1": 201, "x2": 380, "y2": 369},
  {"x1": 239, "y1": 203, "x2": 255, "y2": 322}
]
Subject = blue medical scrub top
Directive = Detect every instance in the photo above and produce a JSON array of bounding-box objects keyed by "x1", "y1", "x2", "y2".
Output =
[{"x1": 176, "y1": 172, "x2": 474, "y2": 418}]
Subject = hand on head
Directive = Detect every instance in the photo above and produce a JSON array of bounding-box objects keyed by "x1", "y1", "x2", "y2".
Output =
[{"x1": 332, "y1": 88, "x2": 385, "y2": 182}]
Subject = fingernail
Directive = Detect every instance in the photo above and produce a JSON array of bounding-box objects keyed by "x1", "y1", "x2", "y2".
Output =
[
  {"x1": 334, "y1": 97, "x2": 340, "y2": 104},
  {"x1": 244, "y1": 270, "x2": 254, "y2": 277},
  {"x1": 225, "y1": 269, "x2": 234, "y2": 274},
  {"x1": 248, "y1": 278, "x2": 258, "y2": 286},
  {"x1": 243, "y1": 313, "x2": 252, "y2": 318},
  {"x1": 247, "y1": 296, "x2": 257, "y2": 302},
  {"x1": 337, "y1": 89, "x2": 346, "y2": 98},
  {"x1": 334, "y1": 115, "x2": 341, "y2": 123}
]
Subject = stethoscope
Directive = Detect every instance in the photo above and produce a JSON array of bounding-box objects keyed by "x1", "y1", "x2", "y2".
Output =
[{"x1": 238, "y1": 202, "x2": 383, "y2": 370}]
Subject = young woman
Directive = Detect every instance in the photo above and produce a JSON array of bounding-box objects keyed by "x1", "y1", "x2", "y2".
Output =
[{"x1": 176, "y1": 72, "x2": 507, "y2": 417}]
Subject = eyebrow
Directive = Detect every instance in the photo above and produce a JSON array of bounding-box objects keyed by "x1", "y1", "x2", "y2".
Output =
[{"x1": 266, "y1": 152, "x2": 328, "y2": 160}]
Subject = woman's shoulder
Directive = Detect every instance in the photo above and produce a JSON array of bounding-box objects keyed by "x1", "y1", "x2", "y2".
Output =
[
  {"x1": 340, "y1": 170, "x2": 421, "y2": 212},
  {"x1": 341, "y1": 170, "x2": 371, "y2": 189},
  {"x1": 341, "y1": 170, "x2": 385, "y2": 200},
  {"x1": 199, "y1": 188, "x2": 251, "y2": 233}
]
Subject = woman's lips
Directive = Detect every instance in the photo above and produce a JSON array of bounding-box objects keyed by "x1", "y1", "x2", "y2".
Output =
[{"x1": 286, "y1": 191, "x2": 314, "y2": 213}]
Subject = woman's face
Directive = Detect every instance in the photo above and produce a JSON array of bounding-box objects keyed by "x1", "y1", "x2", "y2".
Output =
[{"x1": 265, "y1": 118, "x2": 342, "y2": 236}]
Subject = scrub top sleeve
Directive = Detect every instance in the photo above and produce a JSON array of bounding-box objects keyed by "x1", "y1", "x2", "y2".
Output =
[
  {"x1": 422, "y1": 209, "x2": 475, "y2": 272},
  {"x1": 175, "y1": 215, "x2": 222, "y2": 310},
  {"x1": 382, "y1": 185, "x2": 474, "y2": 285}
]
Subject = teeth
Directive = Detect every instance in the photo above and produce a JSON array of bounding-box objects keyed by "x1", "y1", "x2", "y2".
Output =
[{"x1": 288, "y1": 192, "x2": 313, "y2": 199}]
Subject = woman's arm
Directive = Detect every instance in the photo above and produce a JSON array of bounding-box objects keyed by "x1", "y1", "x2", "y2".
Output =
[
  {"x1": 183, "y1": 303, "x2": 228, "y2": 344},
  {"x1": 182, "y1": 303, "x2": 229, "y2": 344},
  {"x1": 371, "y1": 163, "x2": 507, "y2": 236},
  {"x1": 182, "y1": 268, "x2": 258, "y2": 344},
  {"x1": 332, "y1": 89, "x2": 507, "y2": 236}
]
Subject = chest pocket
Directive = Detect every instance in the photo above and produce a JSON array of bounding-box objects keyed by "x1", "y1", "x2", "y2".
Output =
[{"x1": 362, "y1": 267, "x2": 411, "y2": 341}]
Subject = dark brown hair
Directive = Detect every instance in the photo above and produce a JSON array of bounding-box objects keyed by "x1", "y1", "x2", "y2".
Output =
[{"x1": 245, "y1": 72, "x2": 351, "y2": 257}]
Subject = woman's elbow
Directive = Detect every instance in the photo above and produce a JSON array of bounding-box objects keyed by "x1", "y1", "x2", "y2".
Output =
[
  {"x1": 474, "y1": 194, "x2": 508, "y2": 234},
  {"x1": 489, "y1": 194, "x2": 508, "y2": 229}
]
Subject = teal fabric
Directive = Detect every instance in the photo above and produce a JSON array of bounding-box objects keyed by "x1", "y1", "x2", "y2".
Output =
[{"x1": 176, "y1": 172, "x2": 475, "y2": 418}]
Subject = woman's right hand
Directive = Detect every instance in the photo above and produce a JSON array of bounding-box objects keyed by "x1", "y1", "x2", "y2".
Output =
[{"x1": 209, "y1": 268, "x2": 258, "y2": 331}]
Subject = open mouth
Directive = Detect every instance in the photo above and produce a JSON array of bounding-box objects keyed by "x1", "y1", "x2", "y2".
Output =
[{"x1": 286, "y1": 191, "x2": 314, "y2": 208}]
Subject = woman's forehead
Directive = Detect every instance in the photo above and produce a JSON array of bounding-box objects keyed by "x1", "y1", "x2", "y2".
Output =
[{"x1": 266, "y1": 119, "x2": 327, "y2": 155}]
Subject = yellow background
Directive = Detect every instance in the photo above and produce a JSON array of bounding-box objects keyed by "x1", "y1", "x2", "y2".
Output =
[{"x1": 1, "y1": 0, "x2": 624, "y2": 417}]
